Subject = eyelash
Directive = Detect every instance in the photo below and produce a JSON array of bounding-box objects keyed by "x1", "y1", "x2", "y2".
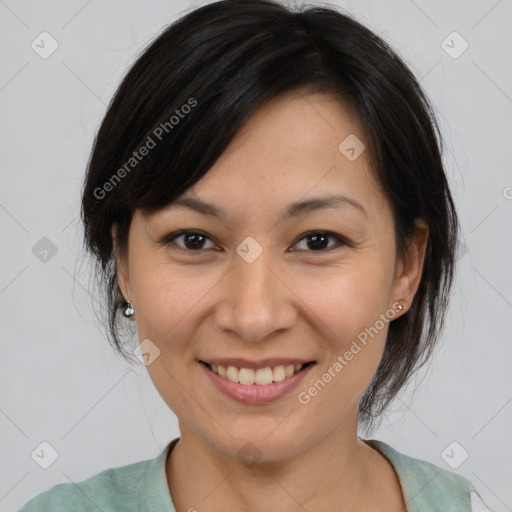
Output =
[{"x1": 161, "y1": 229, "x2": 351, "y2": 254}]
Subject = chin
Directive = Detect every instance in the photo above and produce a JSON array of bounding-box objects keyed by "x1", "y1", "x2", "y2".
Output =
[{"x1": 201, "y1": 420, "x2": 318, "y2": 465}]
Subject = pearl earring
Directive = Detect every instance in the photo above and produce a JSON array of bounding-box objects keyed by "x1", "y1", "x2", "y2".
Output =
[{"x1": 123, "y1": 301, "x2": 135, "y2": 318}]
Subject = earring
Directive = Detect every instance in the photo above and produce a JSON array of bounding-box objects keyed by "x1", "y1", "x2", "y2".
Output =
[
  {"x1": 123, "y1": 301, "x2": 135, "y2": 318},
  {"x1": 395, "y1": 303, "x2": 406, "y2": 311}
]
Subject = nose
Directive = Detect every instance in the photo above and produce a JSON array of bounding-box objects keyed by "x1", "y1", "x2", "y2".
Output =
[{"x1": 213, "y1": 250, "x2": 298, "y2": 343}]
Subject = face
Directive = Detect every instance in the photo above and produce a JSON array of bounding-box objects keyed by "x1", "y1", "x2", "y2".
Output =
[{"x1": 115, "y1": 90, "x2": 427, "y2": 463}]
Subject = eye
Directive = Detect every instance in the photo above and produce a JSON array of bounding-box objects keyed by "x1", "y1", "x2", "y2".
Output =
[
  {"x1": 161, "y1": 229, "x2": 349, "y2": 253},
  {"x1": 162, "y1": 230, "x2": 218, "y2": 251},
  {"x1": 292, "y1": 231, "x2": 349, "y2": 252}
]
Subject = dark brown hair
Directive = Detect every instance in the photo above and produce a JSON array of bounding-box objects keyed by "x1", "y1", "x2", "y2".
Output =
[{"x1": 80, "y1": 0, "x2": 458, "y2": 429}]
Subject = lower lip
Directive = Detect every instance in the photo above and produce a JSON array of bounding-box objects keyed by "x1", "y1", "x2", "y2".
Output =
[{"x1": 200, "y1": 363, "x2": 314, "y2": 405}]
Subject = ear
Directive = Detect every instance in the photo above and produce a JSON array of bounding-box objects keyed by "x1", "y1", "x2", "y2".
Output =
[
  {"x1": 392, "y1": 219, "x2": 429, "y2": 308},
  {"x1": 111, "y1": 224, "x2": 132, "y2": 303}
]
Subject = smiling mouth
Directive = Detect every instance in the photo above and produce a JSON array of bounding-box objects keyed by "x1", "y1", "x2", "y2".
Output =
[{"x1": 200, "y1": 361, "x2": 316, "y2": 386}]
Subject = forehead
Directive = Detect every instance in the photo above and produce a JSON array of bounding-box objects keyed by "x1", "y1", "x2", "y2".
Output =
[
  {"x1": 181, "y1": 91, "x2": 385, "y2": 218},
  {"x1": 226, "y1": 89, "x2": 365, "y2": 151},
  {"x1": 138, "y1": 90, "x2": 392, "y2": 232}
]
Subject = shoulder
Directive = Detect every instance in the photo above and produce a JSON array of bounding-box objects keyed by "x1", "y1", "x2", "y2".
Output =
[
  {"x1": 17, "y1": 455, "x2": 155, "y2": 512},
  {"x1": 366, "y1": 440, "x2": 493, "y2": 512}
]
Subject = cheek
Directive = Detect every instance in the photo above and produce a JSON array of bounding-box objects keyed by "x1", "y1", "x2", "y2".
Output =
[
  {"x1": 129, "y1": 256, "x2": 218, "y2": 345},
  {"x1": 298, "y1": 258, "x2": 394, "y2": 343},
  {"x1": 128, "y1": 260, "x2": 218, "y2": 416},
  {"x1": 291, "y1": 259, "x2": 394, "y2": 408}
]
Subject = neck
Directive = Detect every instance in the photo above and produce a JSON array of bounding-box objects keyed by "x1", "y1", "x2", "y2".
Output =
[{"x1": 166, "y1": 415, "x2": 395, "y2": 512}]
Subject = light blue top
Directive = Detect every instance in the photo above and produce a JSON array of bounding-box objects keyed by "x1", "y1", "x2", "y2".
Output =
[{"x1": 18, "y1": 438, "x2": 491, "y2": 511}]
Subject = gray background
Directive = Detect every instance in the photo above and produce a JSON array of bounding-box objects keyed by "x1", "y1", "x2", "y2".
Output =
[{"x1": 1, "y1": 0, "x2": 511, "y2": 510}]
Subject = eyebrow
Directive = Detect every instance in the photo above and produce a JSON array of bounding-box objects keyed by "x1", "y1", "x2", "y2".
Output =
[{"x1": 163, "y1": 193, "x2": 367, "y2": 220}]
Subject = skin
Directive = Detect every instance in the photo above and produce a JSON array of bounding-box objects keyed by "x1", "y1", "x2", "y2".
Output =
[{"x1": 114, "y1": 89, "x2": 428, "y2": 511}]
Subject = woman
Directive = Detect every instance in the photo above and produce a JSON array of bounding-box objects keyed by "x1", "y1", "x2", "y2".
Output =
[{"x1": 19, "y1": 0, "x2": 492, "y2": 510}]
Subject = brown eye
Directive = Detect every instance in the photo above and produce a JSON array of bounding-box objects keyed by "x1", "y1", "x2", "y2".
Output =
[
  {"x1": 293, "y1": 231, "x2": 348, "y2": 252},
  {"x1": 163, "y1": 230, "x2": 217, "y2": 251},
  {"x1": 161, "y1": 229, "x2": 349, "y2": 254}
]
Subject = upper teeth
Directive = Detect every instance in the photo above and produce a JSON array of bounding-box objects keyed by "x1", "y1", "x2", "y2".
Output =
[{"x1": 211, "y1": 363, "x2": 304, "y2": 385}]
